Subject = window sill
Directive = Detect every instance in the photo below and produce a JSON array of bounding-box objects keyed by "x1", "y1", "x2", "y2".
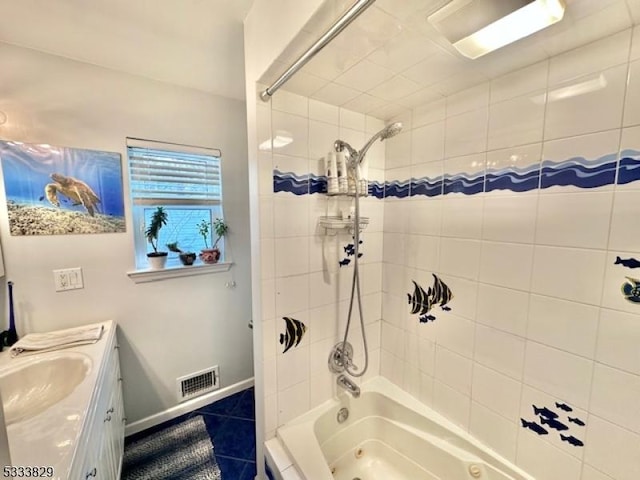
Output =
[{"x1": 127, "y1": 262, "x2": 232, "y2": 284}]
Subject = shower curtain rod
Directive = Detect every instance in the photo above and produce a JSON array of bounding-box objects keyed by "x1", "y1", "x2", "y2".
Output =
[{"x1": 259, "y1": 0, "x2": 377, "y2": 102}]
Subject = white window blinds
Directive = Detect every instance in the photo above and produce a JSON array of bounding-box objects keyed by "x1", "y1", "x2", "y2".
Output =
[{"x1": 128, "y1": 146, "x2": 222, "y2": 206}]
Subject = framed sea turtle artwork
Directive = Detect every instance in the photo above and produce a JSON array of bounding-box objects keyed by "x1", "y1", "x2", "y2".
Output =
[{"x1": 0, "y1": 140, "x2": 126, "y2": 235}]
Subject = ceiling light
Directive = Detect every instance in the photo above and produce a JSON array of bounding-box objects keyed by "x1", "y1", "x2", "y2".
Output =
[{"x1": 428, "y1": 0, "x2": 566, "y2": 59}]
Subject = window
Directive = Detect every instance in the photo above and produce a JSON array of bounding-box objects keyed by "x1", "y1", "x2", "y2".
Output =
[{"x1": 127, "y1": 139, "x2": 224, "y2": 270}]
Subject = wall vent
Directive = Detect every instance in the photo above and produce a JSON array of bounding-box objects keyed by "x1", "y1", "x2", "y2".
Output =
[{"x1": 176, "y1": 366, "x2": 219, "y2": 402}]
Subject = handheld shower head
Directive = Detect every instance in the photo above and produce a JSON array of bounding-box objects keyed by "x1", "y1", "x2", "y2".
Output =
[
  {"x1": 380, "y1": 122, "x2": 403, "y2": 140},
  {"x1": 334, "y1": 122, "x2": 403, "y2": 166}
]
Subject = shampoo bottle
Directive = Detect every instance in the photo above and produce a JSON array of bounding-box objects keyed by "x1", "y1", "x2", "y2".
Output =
[
  {"x1": 337, "y1": 152, "x2": 348, "y2": 194},
  {"x1": 326, "y1": 152, "x2": 338, "y2": 194}
]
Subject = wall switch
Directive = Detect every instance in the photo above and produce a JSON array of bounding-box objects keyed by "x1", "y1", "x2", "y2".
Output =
[{"x1": 53, "y1": 268, "x2": 84, "y2": 292}]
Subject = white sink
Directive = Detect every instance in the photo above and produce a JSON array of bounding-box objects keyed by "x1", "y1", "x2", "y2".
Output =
[{"x1": 0, "y1": 353, "x2": 92, "y2": 425}]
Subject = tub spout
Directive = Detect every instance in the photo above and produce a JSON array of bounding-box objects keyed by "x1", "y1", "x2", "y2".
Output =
[{"x1": 336, "y1": 374, "x2": 360, "y2": 398}]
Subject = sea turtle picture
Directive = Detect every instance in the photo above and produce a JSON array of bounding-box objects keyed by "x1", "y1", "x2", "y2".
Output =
[{"x1": 45, "y1": 173, "x2": 101, "y2": 216}]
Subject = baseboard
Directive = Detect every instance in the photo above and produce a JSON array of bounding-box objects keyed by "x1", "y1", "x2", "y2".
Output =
[{"x1": 125, "y1": 377, "x2": 254, "y2": 437}]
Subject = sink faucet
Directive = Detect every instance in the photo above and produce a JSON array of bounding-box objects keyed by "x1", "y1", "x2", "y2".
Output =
[{"x1": 336, "y1": 374, "x2": 360, "y2": 398}]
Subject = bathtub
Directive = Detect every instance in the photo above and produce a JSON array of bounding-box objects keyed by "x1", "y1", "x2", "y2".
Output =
[{"x1": 274, "y1": 376, "x2": 534, "y2": 480}]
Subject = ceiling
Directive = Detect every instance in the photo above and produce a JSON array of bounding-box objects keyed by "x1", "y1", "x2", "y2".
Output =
[
  {"x1": 260, "y1": 0, "x2": 640, "y2": 119},
  {"x1": 0, "y1": 0, "x2": 255, "y2": 100}
]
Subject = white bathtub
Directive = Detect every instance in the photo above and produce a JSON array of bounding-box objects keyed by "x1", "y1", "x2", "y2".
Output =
[{"x1": 274, "y1": 377, "x2": 535, "y2": 480}]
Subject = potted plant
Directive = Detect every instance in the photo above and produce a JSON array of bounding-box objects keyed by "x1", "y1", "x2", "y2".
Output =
[
  {"x1": 145, "y1": 207, "x2": 168, "y2": 269},
  {"x1": 167, "y1": 242, "x2": 196, "y2": 266},
  {"x1": 198, "y1": 218, "x2": 228, "y2": 264}
]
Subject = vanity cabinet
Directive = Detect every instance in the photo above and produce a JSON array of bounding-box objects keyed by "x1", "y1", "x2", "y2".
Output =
[{"x1": 70, "y1": 330, "x2": 125, "y2": 479}]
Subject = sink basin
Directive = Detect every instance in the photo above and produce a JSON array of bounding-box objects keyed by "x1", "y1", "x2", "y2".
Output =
[{"x1": 0, "y1": 353, "x2": 92, "y2": 425}]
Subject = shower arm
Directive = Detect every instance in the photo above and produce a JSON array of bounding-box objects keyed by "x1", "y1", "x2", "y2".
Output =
[{"x1": 260, "y1": 0, "x2": 377, "y2": 102}]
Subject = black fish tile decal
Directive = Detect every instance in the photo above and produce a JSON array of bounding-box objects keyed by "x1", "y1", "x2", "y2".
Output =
[
  {"x1": 344, "y1": 244, "x2": 355, "y2": 256},
  {"x1": 555, "y1": 402, "x2": 573, "y2": 412},
  {"x1": 615, "y1": 256, "x2": 640, "y2": 269},
  {"x1": 279, "y1": 317, "x2": 307, "y2": 354},
  {"x1": 621, "y1": 276, "x2": 640, "y2": 303},
  {"x1": 521, "y1": 419, "x2": 548, "y2": 435},
  {"x1": 407, "y1": 274, "x2": 453, "y2": 323},
  {"x1": 533, "y1": 405, "x2": 559, "y2": 419},
  {"x1": 339, "y1": 239, "x2": 363, "y2": 267},
  {"x1": 560, "y1": 434, "x2": 584, "y2": 447},
  {"x1": 568, "y1": 417, "x2": 585, "y2": 427},
  {"x1": 339, "y1": 258, "x2": 351, "y2": 267},
  {"x1": 540, "y1": 416, "x2": 569, "y2": 431},
  {"x1": 523, "y1": 401, "x2": 586, "y2": 447}
]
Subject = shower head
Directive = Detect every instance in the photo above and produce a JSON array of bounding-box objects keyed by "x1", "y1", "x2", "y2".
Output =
[
  {"x1": 334, "y1": 122, "x2": 403, "y2": 166},
  {"x1": 379, "y1": 122, "x2": 403, "y2": 140}
]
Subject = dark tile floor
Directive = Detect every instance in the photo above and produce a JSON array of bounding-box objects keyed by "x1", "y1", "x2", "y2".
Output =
[{"x1": 125, "y1": 387, "x2": 257, "y2": 480}]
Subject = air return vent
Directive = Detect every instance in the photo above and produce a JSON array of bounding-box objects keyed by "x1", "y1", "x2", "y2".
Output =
[{"x1": 176, "y1": 366, "x2": 219, "y2": 402}]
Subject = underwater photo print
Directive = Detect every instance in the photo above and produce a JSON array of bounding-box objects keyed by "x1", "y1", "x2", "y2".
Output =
[{"x1": 0, "y1": 141, "x2": 125, "y2": 235}]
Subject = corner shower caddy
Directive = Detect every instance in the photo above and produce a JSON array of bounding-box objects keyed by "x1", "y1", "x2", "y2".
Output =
[{"x1": 318, "y1": 215, "x2": 369, "y2": 234}]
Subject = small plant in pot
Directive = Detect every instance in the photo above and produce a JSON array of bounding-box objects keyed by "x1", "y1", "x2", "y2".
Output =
[
  {"x1": 198, "y1": 218, "x2": 228, "y2": 264},
  {"x1": 146, "y1": 207, "x2": 168, "y2": 269},
  {"x1": 167, "y1": 242, "x2": 197, "y2": 266}
]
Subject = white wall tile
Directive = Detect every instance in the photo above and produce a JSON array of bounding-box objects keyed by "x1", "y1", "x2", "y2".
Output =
[
  {"x1": 482, "y1": 193, "x2": 538, "y2": 243},
  {"x1": 441, "y1": 196, "x2": 483, "y2": 239},
  {"x1": 531, "y1": 246, "x2": 607, "y2": 304},
  {"x1": 433, "y1": 380, "x2": 471, "y2": 430},
  {"x1": 339, "y1": 107, "x2": 366, "y2": 131},
  {"x1": 488, "y1": 94, "x2": 545, "y2": 150},
  {"x1": 272, "y1": 90, "x2": 309, "y2": 117},
  {"x1": 274, "y1": 195, "x2": 309, "y2": 237},
  {"x1": 474, "y1": 325, "x2": 526, "y2": 380},
  {"x1": 590, "y1": 363, "x2": 640, "y2": 434},
  {"x1": 446, "y1": 83, "x2": 490, "y2": 117},
  {"x1": 406, "y1": 196, "x2": 442, "y2": 236},
  {"x1": 275, "y1": 236, "x2": 309, "y2": 277},
  {"x1": 275, "y1": 275, "x2": 309, "y2": 317},
  {"x1": 544, "y1": 64, "x2": 627, "y2": 141},
  {"x1": 527, "y1": 294, "x2": 599, "y2": 358},
  {"x1": 581, "y1": 465, "x2": 615, "y2": 480},
  {"x1": 277, "y1": 345, "x2": 309, "y2": 391},
  {"x1": 476, "y1": 284, "x2": 529, "y2": 337},
  {"x1": 479, "y1": 241, "x2": 534, "y2": 291},
  {"x1": 524, "y1": 342, "x2": 594, "y2": 409},
  {"x1": 411, "y1": 121, "x2": 445, "y2": 164},
  {"x1": 608, "y1": 190, "x2": 640, "y2": 251},
  {"x1": 433, "y1": 314, "x2": 474, "y2": 359},
  {"x1": 624, "y1": 59, "x2": 640, "y2": 127},
  {"x1": 309, "y1": 99, "x2": 339, "y2": 125},
  {"x1": 385, "y1": 130, "x2": 412, "y2": 168},
  {"x1": 272, "y1": 110, "x2": 309, "y2": 158},
  {"x1": 413, "y1": 98, "x2": 446, "y2": 127},
  {"x1": 309, "y1": 120, "x2": 339, "y2": 162},
  {"x1": 439, "y1": 238, "x2": 481, "y2": 280},
  {"x1": 490, "y1": 60, "x2": 549, "y2": 103},
  {"x1": 472, "y1": 363, "x2": 522, "y2": 421},
  {"x1": 435, "y1": 346, "x2": 472, "y2": 394},
  {"x1": 548, "y1": 30, "x2": 632, "y2": 86},
  {"x1": 445, "y1": 108, "x2": 489, "y2": 157},
  {"x1": 584, "y1": 416, "x2": 640, "y2": 480},
  {"x1": 438, "y1": 276, "x2": 477, "y2": 321},
  {"x1": 470, "y1": 402, "x2": 518, "y2": 461},
  {"x1": 516, "y1": 425, "x2": 582, "y2": 480},
  {"x1": 632, "y1": 24, "x2": 640, "y2": 60},
  {"x1": 277, "y1": 380, "x2": 310, "y2": 426},
  {"x1": 596, "y1": 308, "x2": 640, "y2": 375},
  {"x1": 535, "y1": 192, "x2": 613, "y2": 249}
]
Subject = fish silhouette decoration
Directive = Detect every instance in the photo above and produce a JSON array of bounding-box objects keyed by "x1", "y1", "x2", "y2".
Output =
[
  {"x1": 339, "y1": 258, "x2": 351, "y2": 267},
  {"x1": 521, "y1": 419, "x2": 548, "y2": 435},
  {"x1": 560, "y1": 434, "x2": 584, "y2": 447},
  {"x1": 555, "y1": 402, "x2": 573, "y2": 412},
  {"x1": 621, "y1": 277, "x2": 640, "y2": 303},
  {"x1": 407, "y1": 275, "x2": 453, "y2": 323},
  {"x1": 615, "y1": 256, "x2": 640, "y2": 269},
  {"x1": 280, "y1": 317, "x2": 307, "y2": 354},
  {"x1": 533, "y1": 405, "x2": 558, "y2": 419},
  {"x1": 568, "y1": 417, "x2": 585, "y2": 427},
  {"x1": 540, "y1": 416, "x2": 569, "y2": 431}
]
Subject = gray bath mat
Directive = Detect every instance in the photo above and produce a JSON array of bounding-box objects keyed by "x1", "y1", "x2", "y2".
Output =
[{"x1": 122, "y1": 415, "x2": 221, "y2": 480}]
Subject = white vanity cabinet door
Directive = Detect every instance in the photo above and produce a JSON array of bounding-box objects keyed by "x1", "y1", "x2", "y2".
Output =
[{"x1": 70, "y1": 332, "x2": 125, "y2": 480}]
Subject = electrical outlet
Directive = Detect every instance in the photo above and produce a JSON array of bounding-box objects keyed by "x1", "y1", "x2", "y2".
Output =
[{"x1": 53, "y1": 268, "x2": 84, "y2": 292}]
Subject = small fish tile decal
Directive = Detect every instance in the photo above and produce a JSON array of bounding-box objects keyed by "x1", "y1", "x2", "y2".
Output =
[
  {"x1": 521, "y1": 402, "x2": 585, "y2": 447},
  {"x1": 339, "y1": 238, "x2": 363, "y2": 267},
  {"x1": 614, "y1": 256, "x2": 640, "y2": 269},
  {"x1": 279, "y1": 317, "x2": 307, "y2": 354},
  {"x1": 408, "y1": 274, "x2": 453, "y2": 323},
  {"x1": 621, "y1": 277, "x2": 640, "y2": 303}
]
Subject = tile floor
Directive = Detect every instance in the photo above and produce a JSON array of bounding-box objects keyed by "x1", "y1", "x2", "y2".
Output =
[{"x1": 125, "y1": 387, "x2": 257, "y2": 480}]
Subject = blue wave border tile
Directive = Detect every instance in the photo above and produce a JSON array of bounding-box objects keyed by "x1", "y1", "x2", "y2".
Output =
[
  {"x1": 617, "y1": 150, "x2": 640, "y2": 185},
  {"x1": 485, "y1": 164, "x2": 540, "y2": 193},
  {"x1": 540, "y1": 155, "x2": 617, "y2": 190},
  {"x1": 443, "y1": 172, "x2": 485, "y2": 195},
  {"x1": 273, "y1": 170, "x2": 310, "y2": 195}
]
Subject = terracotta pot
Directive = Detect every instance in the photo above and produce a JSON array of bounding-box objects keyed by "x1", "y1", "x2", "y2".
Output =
[{"x1": 199, "y1": 248, "x2": 221, "y2": 264}]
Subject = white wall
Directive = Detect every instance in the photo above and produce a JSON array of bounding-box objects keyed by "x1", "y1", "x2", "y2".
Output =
[
  {"x1": 0, "y1": 41, "x2": 253, "y2": 423},
  {"x1": 381, "y1": 28, "x2": 640, "y2": 480}
]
